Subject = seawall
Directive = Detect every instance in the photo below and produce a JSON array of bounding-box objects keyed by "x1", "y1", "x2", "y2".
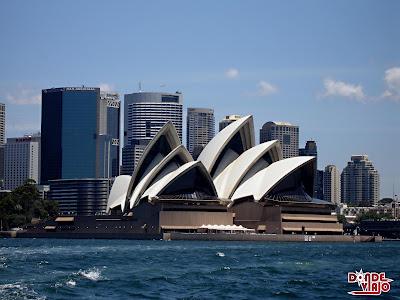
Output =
[{"x1": 163, "y1": 232, "x2": 382, "y2": 242}]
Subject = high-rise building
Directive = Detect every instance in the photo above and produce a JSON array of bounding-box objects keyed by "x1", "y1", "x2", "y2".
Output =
[
  {"x1": 0, "y1": 103, "x2": 5, "y2": 189},
  {"x1": 341, "y1": 155, "x2": 380, "y2": 206},
  {"x1": 299, "y1": 140, "x2": 322, "y2": 198},
  {"x1": 121, "y1": 141, "x2": 147, "y2": 175},
  {"x1": 98, "y1": 92, "x2": 120, "y2": 178},
  {"x1": 323, "y1": 165, "x2": 341, "y2": 205},
  {"x1": 40, "y1": 87, "x2": 120, "y2": 184},
  {"x1": 315, "y1": 170, "x2": 324, "y2": 200},
  {"x1": 219, "y1": 115, "x2": 241, "y2": 131},
  {"x1": 0, "y1": 103, "x2": 5, "y2": 145},
  {"x1": 260, "y1": 121, "x2": 299, "y2": 159},
  {"x1": 4, "y1": 134, "x2": 40, "y2": 190},
  {"x1": 299, "y1": 140, "x2": 317, "y2": 157},
  {"x1": 121, "y1": 91, "x2": 183, "y2": 174},
  {"x1": 186, "y1": 108, "x2": 215, "y2": 159}
]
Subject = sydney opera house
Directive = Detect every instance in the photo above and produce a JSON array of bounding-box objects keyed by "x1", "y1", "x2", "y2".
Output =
[{"x1": 105, "y1": 115, "x2": 343, "y2": 235}]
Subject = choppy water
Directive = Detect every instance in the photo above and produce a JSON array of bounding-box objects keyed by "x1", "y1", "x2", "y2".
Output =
[{"x1": 0, "y1": 239, "x2": 399, "y2": 299}]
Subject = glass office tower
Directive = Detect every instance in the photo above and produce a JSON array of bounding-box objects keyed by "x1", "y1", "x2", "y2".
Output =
[{"x1": 41, "y1": 87, "x2": 120, "y2": 184}]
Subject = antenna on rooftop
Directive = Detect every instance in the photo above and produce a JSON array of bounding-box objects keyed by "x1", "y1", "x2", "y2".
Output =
[{"x1": 138, "y1": 81, "x2": 142, "y2": 92}]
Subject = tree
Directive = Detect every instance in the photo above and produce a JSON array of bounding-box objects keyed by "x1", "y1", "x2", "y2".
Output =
[
  {"x1": 356, "y1": 211, "x2": 392, "y2": 223},
  {"x1": 0, "y1": 180, "x2": 58, "y2": 230},
  {"x1": 337, "y1": 214, "x2": 347, "y2": 224},
  {"x1": 379, "y1": 198, "x2": 394, "y2": 205}
]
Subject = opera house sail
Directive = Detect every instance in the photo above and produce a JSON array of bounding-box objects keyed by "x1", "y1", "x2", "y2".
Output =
[{"x1": 105, "y1": 115, "x2": 342, "y2": 235}]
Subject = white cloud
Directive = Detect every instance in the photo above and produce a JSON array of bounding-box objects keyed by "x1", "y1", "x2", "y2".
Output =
[
  {"x1": 98, "y1": 83, "x2": 114, "y2": 92},
  {"x1": 322, "y1": 78, "x2": 365, "y2": 101},
  {"x1": 382, "y1": 67, "x2": 400, "y2": 102},
  {"x1": 257, "y1": 80, "x2": 278, "y2": 96},
  {"x1": 225, "y1": 68, "x2": 239, "y2": 79},
  {"x1": 6, "y1": 89, "x2": 41, "y2": 105}
]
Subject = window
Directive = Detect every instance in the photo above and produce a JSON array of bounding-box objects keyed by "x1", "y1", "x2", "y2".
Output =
[
  {"x1": 161, "y1": 95, "x2": 179, "y2": 103},
  {"x1": 283, "y1": 134, "x2": 291, "y2": 145}
]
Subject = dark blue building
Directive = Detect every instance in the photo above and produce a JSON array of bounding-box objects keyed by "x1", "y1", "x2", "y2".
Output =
[
  {"x1": 41, "y1": 87, "x2": 120, "y2": 184},
  {"x1": 299, "y1": 140, "x2": 323, "y2": 199}
]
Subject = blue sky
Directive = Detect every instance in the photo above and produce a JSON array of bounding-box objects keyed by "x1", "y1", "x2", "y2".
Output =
[{"x1": 1, "y1": 0, "x2": 399, "y2": 197}]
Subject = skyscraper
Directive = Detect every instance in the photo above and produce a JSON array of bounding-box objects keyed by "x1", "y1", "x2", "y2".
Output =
[
  {"x1": 260, "y1": 121, "x2": 299, "y2": 159},
  {"x1": 41, "y1": 87, "x2": 120, "y2": 184},
  {"x1": 341, "y1": 155, "x2": 380, "y2": 206},
  {"x1": 219, "y1": 114, "x2": 241, "y2": 131},
  {"x1": 299, "y1": 140, "x2": 323, "y2": 199},
  {"x1": 323, "y1": 165, "x2": 341, "y2": 204},
  {"x1": 315, "y1": 170, "x2": 324, "y2": 200},
  {"x1": 121, "y1": 91, "x2": 183, "y2": 174},
  {"x1": 0, "y1": 103, "x2": 5, "y2": 145},
  {"x1": 186, "y1": 108, "x2": 214, "y2": 159},
  {"x1": 299, "y1": 140, "x2": 317, "y2": 157},
  {"x1": 98, "y1": 92, "x2": 120, "y2": 178},
  {"x1": 4, "y1": 134, "x2": 40, "y2": 190},
  {"x1": 0, "y1": 103, "x2": 5, "y2": 189}
]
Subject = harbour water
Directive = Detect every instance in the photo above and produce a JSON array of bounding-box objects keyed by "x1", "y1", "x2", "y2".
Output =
[{"x1": 0, "y1": 239, "x2": 399, "y2": 299}]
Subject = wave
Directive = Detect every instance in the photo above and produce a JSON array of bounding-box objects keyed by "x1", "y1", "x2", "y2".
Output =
[
  {"x1": 0, "y1": 283, "x2": 46, "y2": 300},
  {"x1": 78, "y1": 267, "x2": 104, "y2": 281},
  {"x1": 66, "y1": 280, "x2": 76, "y2": 287}
]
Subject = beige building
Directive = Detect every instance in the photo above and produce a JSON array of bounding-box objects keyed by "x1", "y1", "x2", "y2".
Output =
[
  {"x1": 260, "y1": 121, "x2": 299, "y2": 159},
  {"x1": 341, "y1": 155, "x2": 380, "y2": 206},
  {"x1": 219, "y1": 114, "x2": 241, "y2": 131},
  {"x1": 186, "y1": 108, "x2": 215, "y2": 158},
  {"x1": 323, "y1": 165, "x2": 341, "y2": 204}
]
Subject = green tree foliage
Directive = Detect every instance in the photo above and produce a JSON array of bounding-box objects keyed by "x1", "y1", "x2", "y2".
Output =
[
  {"x1": 356, "y1": 210, "x2": 392, "y2": 223},
  {"x1": 0, "y1": 180, "x2": 58, "y2": 230},
  {"x1": 379, "y1": 198, "x2": 394, "y2": 205},
  {"x1": 337, "y1": 214, "x2": 347, "y2": 224}
]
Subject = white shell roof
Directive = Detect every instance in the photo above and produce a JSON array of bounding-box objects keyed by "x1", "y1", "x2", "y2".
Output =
[
  {"x1": 106, "y1": 175, "x2": 132, "y2": 212},
  {"x1": 126, "y1": 122, "x2": 181, "y2": 201},
  {"x1": 129, "y1": 145, "x2": 193, "y2": 208},
  {"x1": 197, "y1": 115, "x2": 255, "y2": 174},
  {"x1": 214, "y1": 140, "x2": 282, "y2": 199},
  {"x1": 231, "y1": 156, "x2": 315, "y2": 201},
  {"x1": 142, "y1": 161, "x2": 215, "y2": 199}
]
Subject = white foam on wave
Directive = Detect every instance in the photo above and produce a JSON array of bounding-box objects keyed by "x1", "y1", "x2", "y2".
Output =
[
  {"x1": 66, "y1": 280, "x2": 76, "y2": 287},
  {"x1": 0, "y1": 283, "x2": 46, "y2": 300},
  {"x1": 0, "y1": 256, "x2": 8, "y2": 269},
  {"x1": 216, "y1": 252, "x2": 225, "y2": 257},
  {"x1": 0, "y1": 283, "x2": 23, "y2": 290},
  {"x1": 78, "y1": 267, "x2": 103, "y2": 281}
]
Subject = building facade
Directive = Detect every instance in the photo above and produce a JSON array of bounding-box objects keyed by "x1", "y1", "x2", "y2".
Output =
[
  {"x1": 40, "y1": 87, "x2": 120, "y2": 184},
  {"x1": 260, "y1": 121, "x2": 299, "y2": 159},
  {"x1": 0, "y1": 103, "x2": 5, "y2": 189},
  {"x1": 186, "y1": 108, "x2": 215, "y2": 159},
  {"x1": 121, "y1": 92, "x2": 183, "y2": 174},
  {"x1": 315, "y1": 170, "x2": 324, "y2": 200},
  {"x1": 4, "y1": 135, "x2": 40, "y2": 190},
  {"x1": 219, "y1": 115, "x2": 241, "y2": 131},
  {"x1": 49, "y1": 178, "x2": 110, "y2": 216},
  {"x1": 121, "y1": 142, "x2": 147, "y2": 175},
  {"x1": 0, "y1": 103, "x2": 5, "y2": 145},
  {"x1": 341, "y1": 155, "x2": 380, "y2": 206},
  {"x1": 299, "y1": 140, "x2": 317, "y2": 157},
  {"x1": 97, "y1": 92, "x2": 120, "y2": 178},
  {"x1": 299, "y1": 140, "x2": 322, "y2": 198},
  {"x1": 323, "y1": 165, "x2": 341, "y2": 205}
]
